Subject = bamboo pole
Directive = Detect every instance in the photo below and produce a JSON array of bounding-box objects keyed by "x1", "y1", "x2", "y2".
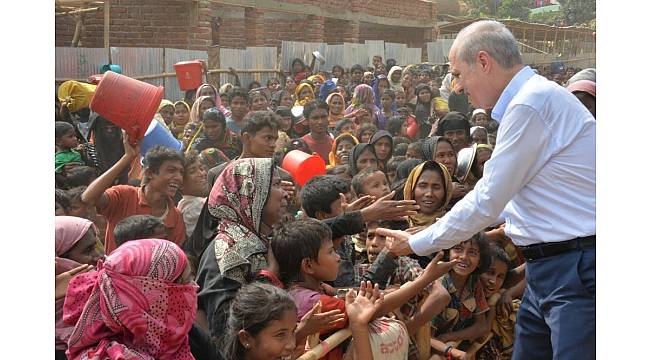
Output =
[
  {"x1": 55, "y1": 7, "x2": 99, "y2": 16},
  {"x1": 104, "y1": 0, "x2": 111, "y2": 64}
]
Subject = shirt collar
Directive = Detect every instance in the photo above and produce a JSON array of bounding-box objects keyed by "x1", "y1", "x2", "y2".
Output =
[
  {"x1": 491, "y1": 66, "x2": 535, "y2": 123},
  {"x1": 138, "y1": 186, "x2": 179, "y2": 227}
]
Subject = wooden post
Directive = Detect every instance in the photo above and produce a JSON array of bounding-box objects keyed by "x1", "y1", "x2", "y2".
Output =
[
  {"x1": 553, "y1": 29, "x2": 558, "y2": 54},
  {"x1": 543, "y1": 30, "x2": 548, "y2": 53},
  {"x1": 104, "y1": 0, "x2": 111, "y2": 63},
  {"x1": 207, "y1": 46, "x2": 220, "y2": 87}
]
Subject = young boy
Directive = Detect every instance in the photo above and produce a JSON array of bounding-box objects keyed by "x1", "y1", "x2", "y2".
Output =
[
  {"x1": 113, "y1": 214, "x2": 167, "y2": 248},
  {"x1": 301, "y1": 100, "x2": 333, "y2": 165},
  {"x1": 178, "y1": 150, "x2": 209, "y2": 239},
  {"x1": 55, "y1": 121, "x2": 84, "y2": 174},
  {"x1": 351, "y1": 168, "x2": 390, "y2": 199},
  {"x1": 81, "y1": 138, "x2": 186, "y2": 255},
  {"x1": 225, "y1": 88, "x2": 250, "y2": 134}
]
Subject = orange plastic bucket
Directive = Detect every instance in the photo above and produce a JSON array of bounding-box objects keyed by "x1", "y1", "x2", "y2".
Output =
[
  {"x1": 174, "y1": 60, "x2": 204, "y2": 91},
  {"x1": 282, "y1": 150, "x2": 326, "y2": 186},
  {"x1": 89, "y1": 71, "x2": 164, "y2": 141}
]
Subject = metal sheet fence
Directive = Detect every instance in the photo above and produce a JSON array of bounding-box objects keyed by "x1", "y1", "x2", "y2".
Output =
[{"x1": 219, "y1": 47, "x2": 278, "y2": 90}]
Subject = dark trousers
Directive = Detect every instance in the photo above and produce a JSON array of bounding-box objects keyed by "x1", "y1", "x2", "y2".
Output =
[{"x1": 512, "y1": 248, "x2": 595, "y2": 360}]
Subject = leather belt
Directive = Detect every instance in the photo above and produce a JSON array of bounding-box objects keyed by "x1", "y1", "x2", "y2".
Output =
[{"x1": 519, "y1": 235, "x2": 595, "y2": 261}]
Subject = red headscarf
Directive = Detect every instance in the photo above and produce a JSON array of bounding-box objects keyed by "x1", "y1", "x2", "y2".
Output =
[{"x1": 63, "y1": 239, "x2": 197, "y2": 360}]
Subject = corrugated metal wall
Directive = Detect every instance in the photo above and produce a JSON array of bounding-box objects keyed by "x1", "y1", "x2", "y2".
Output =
[{"x1": 164, "y1": 48, "x2": 208, "y2": 101}]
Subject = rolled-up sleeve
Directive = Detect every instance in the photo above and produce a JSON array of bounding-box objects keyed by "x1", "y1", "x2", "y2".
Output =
[{"x1": 410, "y1": 106, "x2": 551, "y2": 255}]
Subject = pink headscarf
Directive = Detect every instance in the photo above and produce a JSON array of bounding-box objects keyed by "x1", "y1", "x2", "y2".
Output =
[
  {"x1": 345, "y1": 84, "x2": 380, "y2": 118},
  {"x1": 55, "y1": 216, "x2": 95, "y2": 351},
  {"x1": 63, "y1": 239, "x2": 197, "y2": 360},
  {"x1": 197, "y1": 83, "x2": 231, "y2": 117},
  {"x1": 566, "y1": 80, "x2": 596, "y2": 98}
]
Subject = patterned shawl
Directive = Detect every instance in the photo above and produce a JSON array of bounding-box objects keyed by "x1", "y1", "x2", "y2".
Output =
[
  {"x1": 403, "y1": 160, "x2": 454, "y2": 227},
  {"x1": 55, "y1": 216, "x2": 96, "y2": 351},
  {"x1": 196, "y1": 83, "x2": 231, "y2": 117},
  {"x1": 63, "y1": 239, "x2": 196, "y2": 360},
  {"x1": 189, "y1": 95, "x2": 216, "y2": 124},
  {"x1": 207, "y1": 158, "x2": 274, "y2": 285}
]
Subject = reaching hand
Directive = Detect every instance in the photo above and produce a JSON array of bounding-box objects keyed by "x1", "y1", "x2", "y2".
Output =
[
  {"x1": 340, "y1": 193, "x2": 374, "y2": 213},
  {"x1": 422, "y1": 252, "x2": 457, "y2": 281},
  {"x1": 280, "y1": 180, "x2": 295, "y2": 201},
  {"x1": 55, "y1": 263, "x2": 94, "y2": 300},
  {"x1": 298, "y1": 301, "x2": 346, "y2": 337},
  {"x1": 361, "y1": 191, "x2": 419, "y2": 222},
  {"x1": 377, "y1": 228, "x2": 415, "y2": 257},
  {"x1": 122, "y1": 132, "x2": 140, "y2": 160},
  {"x1": 345, "y1": 281, "x2": 384, "y2": 326}
]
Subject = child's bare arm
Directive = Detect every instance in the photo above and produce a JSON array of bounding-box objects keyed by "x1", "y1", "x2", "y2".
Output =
[
  {"x1": 438, "y1": 312, "x2": 490, "y2": 343},
  {"x1": 378, "y1": 252, "x2": 456, "y2": 317},
  {"x1": 430, "y1": 337, "x2": 466, "y2": 359},
  {"x1": 81, "y1": 133, "x2": 139, "y2": 208},
  {"x1": 404, "y1": 280, "x2": 450, "y2": 334}
]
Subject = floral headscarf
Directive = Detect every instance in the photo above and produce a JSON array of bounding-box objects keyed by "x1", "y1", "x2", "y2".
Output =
[
  {"x1": 55, "y1": 216, "x2": 97, "y2": 351},
  {"x1": 197, "y1": 83, "x2": 231, "y2": 117},
  {"x1": 207, "y1": 158, "x2": 274, "y2": 284},
  {"x1": 63, "y1": 239, "x2": 196, "y2": 360},
  {"x1": 403, "y1": 160, "x2": 454, "y2": 227},
  {"x1": 294, "y1": 83, "x2": 315, "y2": 107}
]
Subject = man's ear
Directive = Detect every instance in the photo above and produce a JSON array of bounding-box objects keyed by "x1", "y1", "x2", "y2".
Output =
[
  {"x1": 315, "y1": 210, "x2": 328, "y2": 221},
  {"x1": 241, "y1": 131, "x2": 251, "y2": 143},
  {"x1": 477, "y1": 50, "x2": 491, "y2": 73}
]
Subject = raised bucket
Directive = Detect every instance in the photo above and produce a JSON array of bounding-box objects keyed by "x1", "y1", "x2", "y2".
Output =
[
  {"x1": 173, "y1": 60, "x2": 204, "y2": 91},
  {"x1": 89, "y1": 71, "x2": 164, "y2": 140},
  {"x1": 282, "y1": 150, "x2": 326, "y2": 186},
  {"x1": 140, "y1": 120, "x2": 182, "y2": 158}
]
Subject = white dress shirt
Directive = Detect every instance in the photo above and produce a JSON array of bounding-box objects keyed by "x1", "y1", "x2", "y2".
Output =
[{"x1": 410, "y1": 66, "x2": 595, "y2": 255}]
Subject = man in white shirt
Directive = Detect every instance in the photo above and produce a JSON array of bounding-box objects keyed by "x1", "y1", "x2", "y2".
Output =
[{"x1": 379, "y1": 20, "x2": 595, "y2": 359}]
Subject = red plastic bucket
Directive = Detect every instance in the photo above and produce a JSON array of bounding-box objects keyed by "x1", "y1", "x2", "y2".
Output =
[
  {"x1": 174, "y1": 60, "x2": 204, "y2": 91},
  {"x1": 282, "y1": 150, "x2": 326, "y2": 186},
  {"x1": 89, "y1": 71, "x2": 163, "y2": 141}
]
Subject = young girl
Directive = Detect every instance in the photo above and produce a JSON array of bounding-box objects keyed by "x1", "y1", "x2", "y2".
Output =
[
  {"x1": 272, "y1": 219, "x2": 456, "y2": 360},
  {"x1": 171, "y1": 100, "x2": 191, "y2": 139},
  {"x1": 356, "y1": 123, "x2": 378, "y2": 144},
  {"x1": 403, "y1": 160, "x2": 454, "y2": 228},
  {"x1": 369, "y1": 130, "x2": 393, "y2": 171},
  {"x1": 347, "y1": 143, "x2": 379, "y2": 177},
  {"x1": 415, "y1": 234, "x2": 493, "y2": 359},
  {"x1": 352, "y1": 168, "x2": 390, "y2": 199},
  {"x1": 377, "y1": 89, "x2": 396, "y2": 130},
  {"x1": 334, "y1": 118, "x2": 355, "y2": 137}
]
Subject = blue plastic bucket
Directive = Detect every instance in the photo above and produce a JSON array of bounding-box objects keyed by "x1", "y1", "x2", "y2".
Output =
[{"x1": 140, "y1": 120, "x2": 182, "y2": 158}]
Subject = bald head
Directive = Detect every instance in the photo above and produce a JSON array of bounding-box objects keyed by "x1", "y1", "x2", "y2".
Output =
[{"x1": 451, "y1": 20, "x2": 523, "y2": 70}]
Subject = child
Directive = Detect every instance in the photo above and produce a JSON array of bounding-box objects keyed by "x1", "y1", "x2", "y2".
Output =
[
  {"x1": 65, "y1": 186, "x2": 95, "y2": 220},
  {"x1": 379, "y1": 89, "x2": 396, "y2": 127},
  {"x1": 334, "y1": 118, "x2": 355, "y2": 137},
  {"x1": 395, "y1": 89, "x2": 408, "y2": 109},
  {"x1": 416, "y1": 234, "x2": 493, "y2": 359},
  {"x1": 387, "y1": 115, "x2": 408, "y2": 138},
  {"x1": 113, "y1": 214, "x2": 167, "y2": 247},
  {"x1": 355, "y1": 122, "x2": 377, "y2": 143},
  {"x1": 404, "y1": 142, "x2": 421, "y2": 160},
  {"x1": 65, "y1": 166, "x2": 98, "y2": 188},
  {"x1": 171, "y1": 101, "x2": 191, "y2": 139},
  {"x1": 178, "y1": 150, "x2": 209, "y2": 238},
  {"x1": 223, "y1": 282, "x2": 381, "y2": 360},
  {"x1": 352, "y1": 168, "x2": 390, "y2": 199},
  {"x1": 476, "y1": 244, "x2": 520, "y2": 360},
  {"x1": 55, "y1": 121, "x2": 84, "y2": 174},
  {"x1": 386, "y1": 156, "x2": 406, "y2": 184},
  {"x1": 272, "y1": 219, "x2": 455, "y2": 360},
  {"x1": 393, "y1": 143, "x2": 409, "y2": 157}
]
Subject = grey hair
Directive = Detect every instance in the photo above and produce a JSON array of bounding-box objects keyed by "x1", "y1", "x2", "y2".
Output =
[{"x1": 453, "y1": 20, "x2": 523, "y2": 69}]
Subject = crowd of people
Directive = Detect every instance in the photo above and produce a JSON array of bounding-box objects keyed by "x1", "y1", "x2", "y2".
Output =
[{"x1": 54, "y1": 24, "x2": 596, "y2": 359}]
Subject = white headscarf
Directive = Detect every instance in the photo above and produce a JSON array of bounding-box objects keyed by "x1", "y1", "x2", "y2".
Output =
[{"x1": 387, "y1": 66, "x2": 404, "y2": 92}]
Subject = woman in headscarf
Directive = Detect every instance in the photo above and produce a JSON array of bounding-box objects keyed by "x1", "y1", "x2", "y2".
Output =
[
  {"x1": 346, "y1": 143, "x2": 379, "y2": 177},
  {"x1": 326, "y1": 92, "x2": 346, "y2": 130},
  {"x1": 421, "y1": 136, "x2": 474, "y2": 209},
  {"x1": 63, "y1": 239, "x2": 197, "y2": 360},
  {"x1": 196, "y1": 158, "x2": 288, "y2": 344},
  {"x1": 345, "y1": 84, "x2": 380, "y2": 120},
  {"x1": 189, "y1": 95, "x2": 217, "y2": 124},
  {"x1": 413, "y1": 84, "x2": 435, "y2": 139},
  {"x1": 402, "y1": 160, "x2": 453, "y2": 228},
  {"x1": 171, "y1": 100, "x2": 191, "y2": 139},
  {"x1": 566, "y1": 79, "x2": 596, "y2": 119},
  {"x1": 390, "y1": 158, "x2": 423, "y2": 201},
  {"x1": 369, "y1": 130, "x2": 393, "y2": 171},
  {"x1": 387, "y1": 65, "x2": 403, "y2": 93},
  {"x1": 327, "y1": 133, "x2": 359, "y2": 169},
  {"x1": 293, "y1": 83, "x2": 315, "y2": 107},
  {"x1": 157, "y1": 99, "x2": 175, "y2": 127},
  {"x1": 55, "y1": 216, "x2": 103, "y2": 359},
  {"x1": 196, "y1": 83, "x2": 231, "y2": 117},
  {"x1": 191, "y1": 108, "x2": 242, "y2": 160},
  {"x1": 470, "y1": 125, "x2": 489, "y2": 145}
]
